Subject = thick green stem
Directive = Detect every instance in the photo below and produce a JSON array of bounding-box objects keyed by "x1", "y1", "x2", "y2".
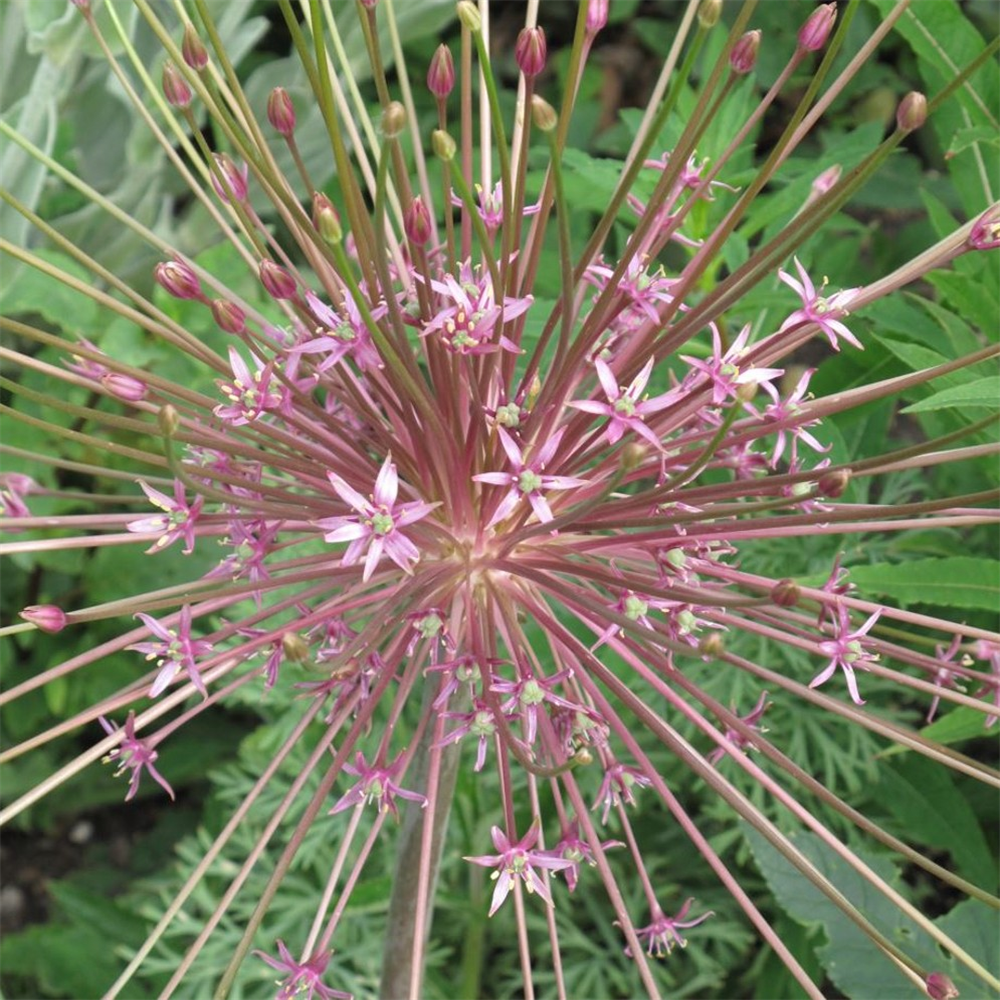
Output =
[{"x1": 379, "y1": 691, "x2": 462, "y2": 999}]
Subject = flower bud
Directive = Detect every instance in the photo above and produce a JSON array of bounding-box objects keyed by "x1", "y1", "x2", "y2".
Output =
[
  {"x1": 20, "y1": 605, "x2": 69, "y2": 633},
  {"x1": 432, "y1": 129, "x2": 457, "y2": 162},
  {"x1": 181, "y1": 24, "x2": 209, "y2": 71},
  {"x1": 382, "y1": 101, "x2": 406, "y2": 139},
  {"x1": 211, "y1": 153, "x2": 249, "y2": 204},
  {"x1": 729, "y1": 30, "x2": 761, "y2": 75},
  {"x1": 359, "y1": 0, "x2": 378, "y2": 8},
  {"x1": 797, "y1": 2, "x2": 837, "y2": 53},
  {"x1": 818, "y1": 467, "x2": 850, "y2": 498},
  {"x1": 312, "y1": 193, "x2": 342, "y2": 245},
  {"x1": 154, "y1": 259, "x2": 202, "y2": 300},
  {"x1": 158, "y1": 403, "x2": 180, "y2": 437},
  {"x1": 427, "y1": 44, "x2": 455, "y2": 98},
  {"x1": 968, "y1": 205, "x2": 1000, "y2": 251},
  {"x1": 811, "y1": 164, "x2": 841, "y2": 198},
  {"x1": 586, "y1": 0, "x2": 609, "y2": 33},
  {"x1": 456, "y1": 1, "x2": 481, "y2": 33},
  {"x1": 530, "y1": 95, "x2": 558, "y2": 133},
  {"x1": 771, "y1": 579, "x2": 800, "y2": 608},
  {"x1": 736, "y1": 382, "x2": 758, "y2": 404},
  {"x1": 697, "y1": 0, "x2": 722, "y2": 29},
  {"x1": 102, "y1": 372, "x2": 148, "y2": 402},
  {"x1": 925, "y1": 973, "x2": 959, "y2": 1000},
  {"x1": 515, "y1": 27, "x2": 547, "y2": 79},
  {"x1": 282, "y1": 632, "x2": 311, "y2": 664},
  {"x1": 267, "y1": 87, "x2": 296, "y2": 136},
  {"x1": 259, "y1": 260, "x2": 298, "y2": 300},
  {"x1": 896, "y1": 91, "x2": 927, "y2": 133},
  {"x1": 211, "y1": 298, "x2": 247, "y2": 335},
  {"x1": 404, "y1": 196, "x2": 432, "y2": 245},
  {"x1": 162, "y1": 61, "x2": 192, "y2": 109}
]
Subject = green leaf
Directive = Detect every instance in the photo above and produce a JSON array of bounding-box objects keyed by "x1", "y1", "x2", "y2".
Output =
[
  {"x1": 947, "y1": 125, "x2": 1000, "y2": 158},
  {"x1": 865, "y1": 0, "x2": 999, "y2": 219},
  {"x1": 746, "y1": 825, "x2": 1000, "y2": 1000},
  {"x1": 744, "y1": 826, "x2": 923, "y2": 999},
  {"x1": 848, "y1": 557, "x2": 1000, "y2": 612},
  {"x1": 877, "y1": 757, "x2": 996, "y2": 887},
  {"x1": 0, "y1": 247, "x2": 99, "y2": 335},
  {"x1": 901, "y1": 376, "x2": 1000, "y2": 414}
]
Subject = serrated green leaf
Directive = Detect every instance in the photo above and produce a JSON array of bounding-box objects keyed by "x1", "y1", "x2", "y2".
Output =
[
  {"x1": 901, "y1": 376, "x2": 1000, "y2": 414},
  {"x1": 878, "y1": 757, "x2": 996, "y2": 887},
  {"x1": 747, "y1": 825, "x2": 1000, "y2": 1000},
  {"x1": 848, "y1": 557, "x2": 1000, "y2": 611}
]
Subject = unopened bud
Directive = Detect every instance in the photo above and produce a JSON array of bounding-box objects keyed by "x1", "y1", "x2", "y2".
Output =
[
  {"x1": 771, "y1": 579, "x2": 800, "y2": 608},
  {"x1": 531, "y1": 95, "x2": 558, "y2": 133},
  {"x1": 259, "y1": 259, "x2": 298, "y2": 300},
  {"x1": 20, "y1": 605, "x2": 68, "y2": 634},
  {"x1": 312, "y1": 193, "x2": 342, "y2": 244},
  {"x1": 516, "y1": 27, "x2": 547, "y2": 78},
  {"x1": 158, "y1": 403, "x2": 180, "y2": 437},
  {"x1": 211, "y1": 299, "x2": 246, "y2": 335},
  {"x1": 736, "y1": 382, "x2": 758, "y2": 403},
  {"x1": 896, "y1": 91, "x2": 927, "y2": 133},
  {"x1": 162, "y1": 61, "x2": 192, "y2": 109},
  {"x1": 968, "y1": 205, "x2": 1000, "y2": 251},
  {"x1": 382, "y1": 101, "x2": 406, "y2": 139},
  {"x1": 730, "y1": 30, "x2": 761, "y2": 75},
  {"x1": 818, "y1": 467, "x2": 850, "y2": 498},
  {"x1": 154, "y1": 259, "x2": 202, "y2": 300},
  {"x1": 427, "y1": 44, "x2": 455, "y2": 98},
  {"x1": 282, "y1": 632, "x2": 311, "y2": 664},
  {"x1": 432, "y1": 129, "x2": 457, "y2": 162},
  {"x1": 697, "y1": 0, "x2": 722, "y2": 29},
  {"x1": 798, "y1": 2, "x2": 837, "y2": 52},
  {"x1": 267, "y1": 87, "x2": 296, "y2": 136},
  {"x1": 574, "y1": 747, "x2": 594, "y2": 767},
  {"x1": 102, "y1": 372, "x2": 148, "y2": 402},
  {"x1": 925, "y1": 973, "x2": 959, "y2": 1000},
  {"x1": 456, "y1": 1, "x2": 481, "y2": 33},
  {"x1": 699, "y1": 632, "x2": 725, "y2": 657},
  {"x1": 181, "y1": 24, "x2": 209, "y2": 71},
  {"x1": 211, "y1": 153, "x2": 249, "y2": 204},
  {"x1": 811, "y1": 163, "x2": 841, "y2": 198},
  {"x1": 586, "y1": 0, "x2": 609, "y2": 33},
  {"x1": 404, "y1": 196, "x2": 432, "y2": 245}
]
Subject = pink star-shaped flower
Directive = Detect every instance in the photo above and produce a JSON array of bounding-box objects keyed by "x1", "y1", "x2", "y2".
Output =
[
  {"x1": 778, "y1": 257, "x2": 861, "y2": 351},
  {"x1": 317, "y1": 454, "x2": 439, "y2": 581},
  {"x1": 128, "y1": 604, "x2": 214, "y2": 698},
  {"x1": 473, "y1": 426, "x2": 588, "y2": 527},
  {"x1": 465, "y1": 822, "x2": 573, "y2": 916},
  {"x1": 569, "y1": 356, "x2": 677, "y2": 446},
  {"x1": 812, "y1": 608, "x2": 882, "y2": 705}
]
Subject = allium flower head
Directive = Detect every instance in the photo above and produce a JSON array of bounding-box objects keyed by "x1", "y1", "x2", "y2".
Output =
[{"x1": 3, "y1": 4, "x2": 998, "y2": 999}]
